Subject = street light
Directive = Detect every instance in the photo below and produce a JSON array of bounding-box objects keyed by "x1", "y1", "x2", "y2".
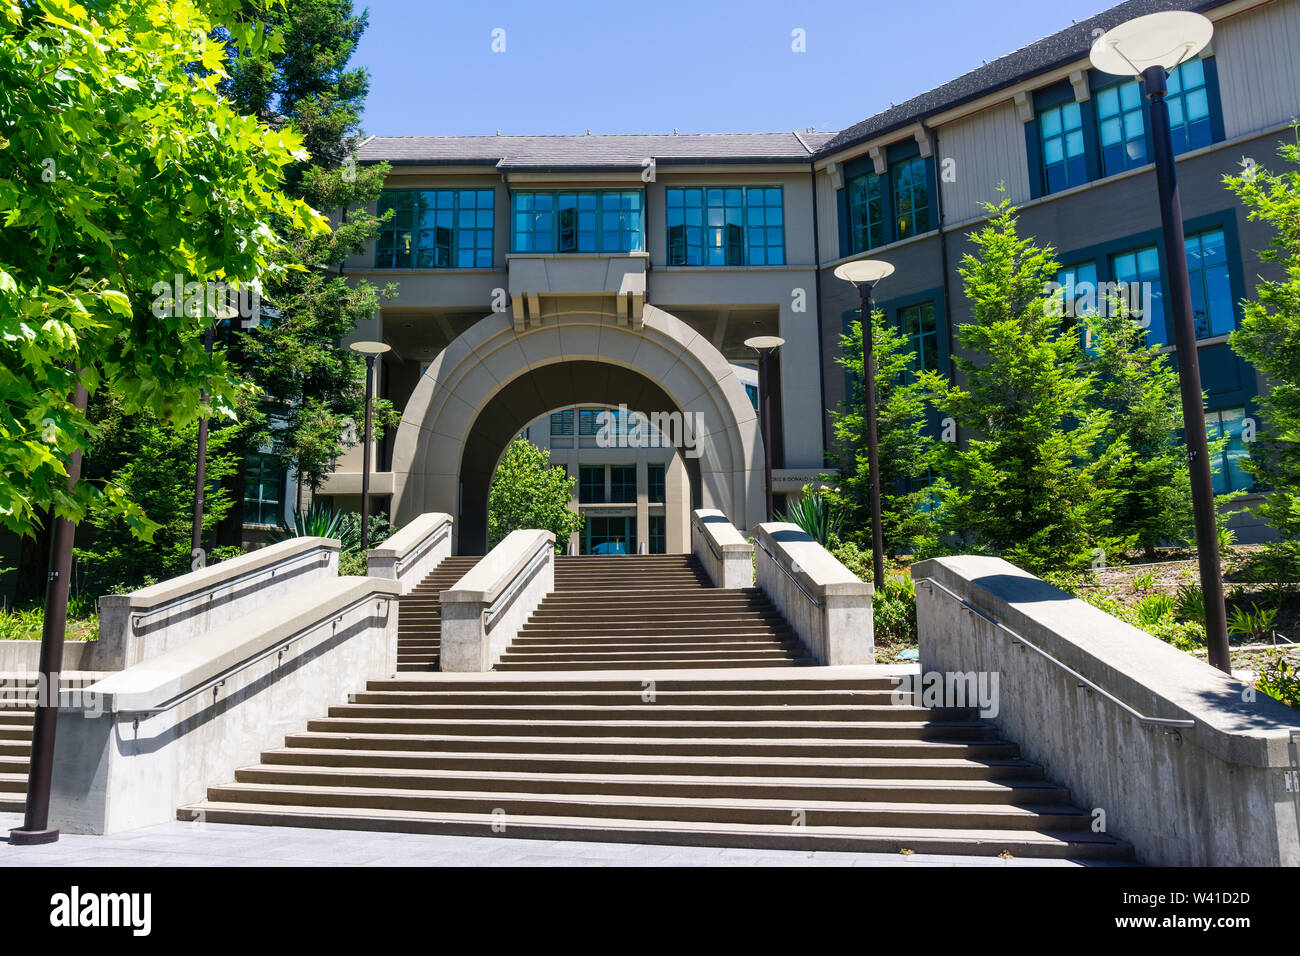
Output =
[
  {"x1": 1091, "y1": 11, "x2": 1231, "y2": 673},
  {"x1": 350, "y1": 340, "x2": 392, "y2": 554},
  {"x1": 744, "y1": 335, "x2": 785, "y2": 523},
  {"x1": 833, "y1": 258, "x2": 894, "y2": 589}
]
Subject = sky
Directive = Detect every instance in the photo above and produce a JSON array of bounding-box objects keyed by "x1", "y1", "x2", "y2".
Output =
[{"x1": 351, "y1": 0, "x2": 1121, "y2": 138}]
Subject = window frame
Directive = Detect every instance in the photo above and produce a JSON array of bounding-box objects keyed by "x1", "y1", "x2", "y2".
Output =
[
  {"x1": 375, "y1": 188, "x2": 494, "y2": 269},
  {"x1": 512, "y1": 189, "x2": 644, "y2": 255},
  {"x1": 664, "y1": 186, "x2": 785, "y2": 267}
]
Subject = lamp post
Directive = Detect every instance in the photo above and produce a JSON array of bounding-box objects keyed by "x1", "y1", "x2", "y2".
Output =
[
  {"x1": 10, "y1": 379, "x2": 88, "y2": 846},
  {"x1": 190, "y1": 322, "x2": 215, "y2": 565},
  {"x1": 350, "y1": 340, "x2": 391, "y2": 554},
  {"x1": 744, "y1": 336, "x2": 785, "y2": 522},
  {"x1": 1091, "y1": 11, "x2": 1230, "y2": 673},
  {"x1": 833, "y1": 259, "x2": 895, "y2": 589}
]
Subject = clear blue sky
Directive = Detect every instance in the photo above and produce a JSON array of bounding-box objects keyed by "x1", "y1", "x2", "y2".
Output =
[{"x1": 352, "y1": 0, "x2": 1116, "y2": 137}]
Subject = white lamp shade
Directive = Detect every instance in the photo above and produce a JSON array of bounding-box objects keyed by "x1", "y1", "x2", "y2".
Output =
[
  {"x1": 833, "y1": 259, "x2": 895, "y2": 284},
  {"x1": 1090, "y1": 11, "x2": 1213, "y2": 77},
  {"x1": 744, "y1": 335, "x2": 786, "y2": 351},
  {"x1": 349, "y1": 340, "x2": 392, "y2": 355}
]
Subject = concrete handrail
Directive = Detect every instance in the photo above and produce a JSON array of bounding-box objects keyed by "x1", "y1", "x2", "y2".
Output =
[
  {"x1": 912, "y1": 554, "x2": 1300, "y2": 866},
  {"x1": 91, "y1": 536, "x2": 340, "y2": 671},
  {"x1": 753, "y1": 522, "x2": 874, "y2": 664},
  {"x1": 690, "y1": 509, "x2": 753, "y2": 588},
  {"x1": 51, "y1": 574, "x2": 400, "y2": 835},
  {"x1": 367, "y1": 512, "x2": 453, "y2": 594},
  {"x1": 440, "y1": 529, "x2": 555, "y2": 671}
]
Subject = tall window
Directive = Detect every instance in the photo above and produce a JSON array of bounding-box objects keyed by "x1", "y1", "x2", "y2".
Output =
[
  {"x1": 610, "y1": 465, "x2": 637, "y2": 503},
  {"x1": 665, "y1": 187, "x2": 784, "y2": 266},
  {"x1": 647, "y1": 463, "x2": 666, "y2": 504},
  {"x1": 1110, "y1": 245, "x2": 1166, "y2": 346},
  {"x1": 578, "y1": 408, "x2": 603, "y2": 437},
  {"x1": 549, "y1": 410, "x2": 574, "y2": 437},
  {"x1": 891, "y1": 157, "x2": 930, "y2": 239},
  {"x1": 1056, "y1": 262, "x2": 1099, "y2": 350},
  {"x1": 846, "y1": 171, "x2": 884, "y2": 253},
  {"x1": 897, "y1": 302, "x2": 939, "y2": 385},
  {"x1": 578, "y1": 465, "x2": 605, "y2": 504},
  {"x1": 1167, "y1": 58, "x2": 1213, "y2": 155},
  {"x1": 1185, "y1": 228, "x2": 1233, "y2": 339},
  {"x1": 1206, "y1": 407, "x2": 1252, "y2": 494},
  {"x1": 512, "y1": 190, "x2": 643, "y2": 254},
  {"x1": 243, "y1": 453, "x2": 283, "y2": 525},
  {"x1": 648, "y1": 515, "x2": 666, "y2": 554},
  {"x1": 1038, "y1": 101, "x2": 1087, "y2": 194},
  {"x1": 375, "y1": 189, "x2": 494, "y2": 268},
  {"x1": 1096, "y1": 81, "x2": 1147, "y2": 175}
]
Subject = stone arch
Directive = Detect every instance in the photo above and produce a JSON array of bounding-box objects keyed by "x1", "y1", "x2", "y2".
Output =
[{"x1": 390, "y1": 305, "x2": 763, "y2": 553}]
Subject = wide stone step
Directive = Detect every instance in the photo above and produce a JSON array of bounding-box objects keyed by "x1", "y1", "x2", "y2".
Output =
[
  {"x1": 346, "y1": 689, "x2": 909, "y2": 706},
  {"x1": 369, "y1": 676, "x2": 904, "y2": 693},
  {"x1": 494, "y1": 658, "x2": 812, "y2": 671},
  {"x1": 177, "y1": 801, "x2": 1133, "y2": 860},
  {"x1": 323, "y1": 704, "x2": 978, "y2": 723},
  {"x1": 497, "y1": 645, "x2": 802, "y2": 660},
  {"x1": 259, "y1": 745, "x2": 1043, "y2": 780},
  {"x1": 231, "y1": 764, "x2": 1068, "y2": 804}
]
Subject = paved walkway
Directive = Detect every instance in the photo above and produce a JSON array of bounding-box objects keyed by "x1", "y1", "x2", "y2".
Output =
[{"x1": 0, "y1": 812, "x2": 1100, "y2": 866}]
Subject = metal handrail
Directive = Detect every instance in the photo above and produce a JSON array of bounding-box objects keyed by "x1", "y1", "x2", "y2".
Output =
[
  {"x1": 125, "y1": 546, "x2": 332, "y2": 632},
  {"x1": 754, "y1": 537, "x2": 824, "y2": 609},
  {"x1": 118, "y1": 592, "x2": 392, "y2": 720},
  {"x1": 482, "y1": 542, "x2": 552, "y2": 624},
  {"x1": 916, "y1": 576, "x2": 1195, "y2": 730},
  {"x1": 390, "y1": 523, "x2": 451, "y2": 572}
]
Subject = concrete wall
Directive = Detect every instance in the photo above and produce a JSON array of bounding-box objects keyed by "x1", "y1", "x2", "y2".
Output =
[
  {"x1": 90, "y1": 537, "x2": 340, "y2": 672},
  {"x1": 0, "y1": 640, "x2": 94, "y2": 674},
  {"x1": 367, "y1": 512, "x2": 453, "y2": 593},
  {"x1": 753, "y1": 522, "x2": 874, "y2": 664},
  {"x1": 691, "y1": 509, "x2": 754, "y2": 588},
  {"x1": 440, "y1": 529, "x2": 555, "y2": 671},
  {"x1": 49, "y1": 576, "x2": 399, "y2": 835},
  {"x1": 913, "y1": 554, "x2": 1300, "y2": 867}
]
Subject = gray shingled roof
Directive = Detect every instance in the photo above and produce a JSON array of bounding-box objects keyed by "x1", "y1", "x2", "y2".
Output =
[
  {"x1": 358, "y1": 131, "x2": 838, "y2": 167},
  {"x1": 815, "y1": 0, "x2": 1226, "y2": 157}
]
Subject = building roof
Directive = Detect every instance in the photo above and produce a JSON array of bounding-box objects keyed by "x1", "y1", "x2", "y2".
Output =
[
  {"x1": 358, "y1": 131, "x2": 838, "y2": 168},
  {"x1": 815, "y1": 0, "x2": 1227, "y2": 157}
]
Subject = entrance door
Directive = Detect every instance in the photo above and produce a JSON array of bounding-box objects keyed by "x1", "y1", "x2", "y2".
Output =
[{"x1": 583, "y1": 515, "x2": 636, "y2": 554}]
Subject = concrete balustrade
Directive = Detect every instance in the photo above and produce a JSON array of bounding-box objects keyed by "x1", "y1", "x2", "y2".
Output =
[
  {"x1": 367, "y1": 511, "x2": 453, "y2": 594},
  {"x1": 691, "y1": 509, "x2": 754, "y2": 588},
  {"x1": 48, "y1": 575, "x2": 400, "y2": 835},
  {"x1": 913, "y1": 554, "x2": 1300, "y2": 867},
  {"x1": 753, "y1": 522, "x2": 874, "y2": 664},
  {"x1": 89, "y1": 537, "x2": 340, "y2": 672},
  {"x1": 439, "y1": 530, "x2": 555, "y2": 672}
]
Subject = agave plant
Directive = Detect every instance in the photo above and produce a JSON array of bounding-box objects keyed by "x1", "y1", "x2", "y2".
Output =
[
  {"x1": 783, "y1": 490, "x2": 843, "y2": 546},
  {"x1": 270, "y1": 505, "x2": 351, "y2": 546}
]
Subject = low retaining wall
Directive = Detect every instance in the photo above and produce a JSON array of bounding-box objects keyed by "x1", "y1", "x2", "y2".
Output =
[
  {"x1": 440, "y1": 530, "x2": 555, "y2": 671},
  {"x1": 0, "y1": 640, "x2": 93, "y2": 673},
  {"x1": 90, "y1": 537, "x2": 340, "y2": 671},
  {"x1": 691, "y1": 509, "x2": 753, "y2": 588},
  {"x1": 753, "y1": 522, "x2": 874, "y2": 664},
  {"x1": 913, "y1": 554, "x2": 1300, "y2": 867},
  {"x1": 367, "y1": 512, "x2": 453, "y2": 594},
  {"x1": 48, "y1": 575, "x2": 399, "y2": 835}
]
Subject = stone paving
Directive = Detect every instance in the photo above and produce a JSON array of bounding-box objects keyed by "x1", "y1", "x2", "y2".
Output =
[{"x1": 0, "y1": 812, "x2": 1104, "y2": 866}]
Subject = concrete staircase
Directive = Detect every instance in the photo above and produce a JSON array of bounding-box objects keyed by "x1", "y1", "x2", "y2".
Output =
[
  {"x1": 495, "y1": 554, "x2": 811, "y2": 671},
  {"x1": 1, "y1": 674, "x2": 104, "y2": 812},
  {"x1": 179, "y1": 670, "x2": 1134, "y2": 860},
  {"x1": 396, "y1": 556, "x2": 482, "y2": 672}
]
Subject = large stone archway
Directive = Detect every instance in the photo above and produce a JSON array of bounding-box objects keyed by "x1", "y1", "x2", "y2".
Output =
[{"x1": 390, "y1": 304, "x2": 763, "y2": 553}]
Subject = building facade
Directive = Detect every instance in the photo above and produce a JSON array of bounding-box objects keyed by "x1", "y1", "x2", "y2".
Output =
[{"x1": 316, "y1": 0, "x2": 1299, "y2": 553}]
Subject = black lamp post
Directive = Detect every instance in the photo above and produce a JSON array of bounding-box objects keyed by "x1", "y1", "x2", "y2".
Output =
[
  {"x1": 9, "y1": 380, "x2": 88, "y2": 846},
  {"x1": 350, "y1": 340, "x2": 391, "y2": 554},
  {"x1": 1091, "y1": 11, "x2": 1230, "y2": 673},
  {"x1": 834, "y1": 258, "x2": 895, "y2": 590},
  {"x1": 744, "y1": 335, "x2": 785, "y2": 522}
]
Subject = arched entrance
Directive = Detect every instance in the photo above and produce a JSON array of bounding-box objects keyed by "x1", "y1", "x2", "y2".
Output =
[{"x1": 390, "y1": 305, "x2": 762, "y2": 553}]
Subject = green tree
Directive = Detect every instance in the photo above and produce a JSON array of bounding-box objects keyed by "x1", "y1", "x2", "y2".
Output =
[
  {"x1": 0, "y1": 0, "x2": 327, "y2": 539},
  {"x1": 219, "y1": 0, "x2": 397, "y2": 511},
  {"x1": 1225, "y1": 133, "x2": 1300, "y2": 558},
  {"x1": 488, "y1": 438, "x2": 584, "y2": 552},
  {"x1": 827, "y1": 308, "x2": 938, "y2": 555},
  {"x1": 919, "y1": 198, "x2": 1125, "y2": 573},
  {"x1": 1083, "y1": 304, "x2": 1194, "y2": 558}
]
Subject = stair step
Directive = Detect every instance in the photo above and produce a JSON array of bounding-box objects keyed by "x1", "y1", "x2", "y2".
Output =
[{"x1": 324, "y1": 704, "x2": 978, "y2": 722}]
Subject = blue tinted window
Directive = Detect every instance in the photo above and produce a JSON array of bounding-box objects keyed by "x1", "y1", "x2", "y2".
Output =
[
  {"x1": 1039, "y1": 101, "x2": 1088, "y2": 193},
  {"x1": 1185, "y1": 228, "x2": 1234, "y2": 339},
  {"x1": 891, "y1": 157, "x2": 930, "y2": 239},
  {"x1": 1110, "y1": 245, "x2": 1167, "y2": 346},
  {"x1": 846, "y1": 171, "x2": 883, "y2": 253},
  {"x1": 666, "y1": 186, "x2": 783, "y2": 266},
  {"x1": 513, "y1": 190, "x2": 642, "y2": 254},
  {"x1": 1056, "y1": 262, "x2": 1099, "y2": 351},
  {"x1": 1167, "y1": 59, "x2": 1214, "y2": 156},
  {"x1": 1096, "y1": 81, "x2": 1147, "y2": 175},
  {"x1": 1206, "y1": 406, "x2": 1252, "y2": 494},
  {"x1": 376, "y1": 189, "x2": 494, "y2": 268}
]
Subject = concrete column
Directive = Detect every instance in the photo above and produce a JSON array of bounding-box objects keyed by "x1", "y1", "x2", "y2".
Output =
[
  {"x1": 636, "y1": 460, "x2": 649, "y2": 554},
  {"x1": 778, "y1": 290, "x2": 823, "y2": 469}
]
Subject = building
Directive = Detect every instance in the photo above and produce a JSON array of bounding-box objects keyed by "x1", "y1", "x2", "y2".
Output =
[{"x1": 314, "y1": 0, "x2": 1299, "y2": 553}]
